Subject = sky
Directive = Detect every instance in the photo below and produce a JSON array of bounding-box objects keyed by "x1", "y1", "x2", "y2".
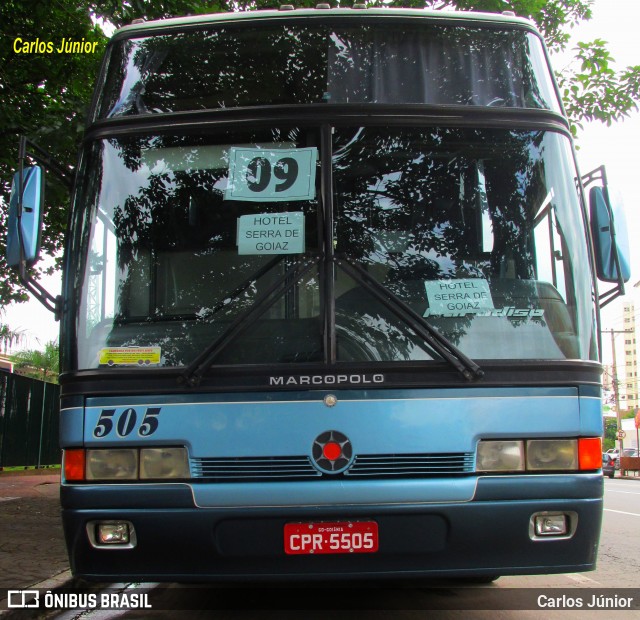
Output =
[
  {"x1": 556, "y1": 0, "x2": 640, "y2": 338},
  {"x1": 2, "y1": 0, "x2": 640, "y2": 353}
]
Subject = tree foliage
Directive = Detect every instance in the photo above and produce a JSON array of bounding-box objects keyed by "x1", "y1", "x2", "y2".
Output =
[
  {"x1": 0, "y1": 323, "x2": 25, "y2": 353},
  {"x1": 558, "y1": 38, "x2": 640, "y2": 135},
  {"x1": 0, "y1": 1, "x2": 106, "y2": 303},
  {"x1": 603, "y1": 416, "x2": 617, "y2": 451},
  {"x1": 0, "y1": 0, "x2": 639, "y2": 306},
  {"x1": 12, "y1": 340, "x2": 60, "y2": 382}
]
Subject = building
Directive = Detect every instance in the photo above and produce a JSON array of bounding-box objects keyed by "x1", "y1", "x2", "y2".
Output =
[
  {"x1": 620, "y1": 301, "x2": 638, "y2": 411},
  {"x1": 0, "y1": 354, "x2": 13, "y2": 373}
]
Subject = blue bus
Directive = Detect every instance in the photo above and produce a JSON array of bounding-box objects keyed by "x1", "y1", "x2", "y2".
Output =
[{"x1": 7, "y1": 7, "x2": 630, "y2": 582}]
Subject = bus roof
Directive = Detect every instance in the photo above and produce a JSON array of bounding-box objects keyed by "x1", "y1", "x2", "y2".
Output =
[{"x1": 113, "y1": 7, "x2": 536, "y2": 40}]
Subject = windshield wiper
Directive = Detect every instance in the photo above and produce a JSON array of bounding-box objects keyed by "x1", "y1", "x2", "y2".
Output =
[
  {"x1": 180, "y1": 257, "x2": 318, "y2": 386},
  {"x1": 335, "y1": 257, "x2": 484, "y2": 381},
  {"x1": 201, "y1": 255, "x2": 285, "y2": 320}
]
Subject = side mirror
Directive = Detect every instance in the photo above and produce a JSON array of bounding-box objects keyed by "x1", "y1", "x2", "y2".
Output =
[
  {"x1": 6, "y1": 166, "x2": 44, "y2": 268},
  {"x1": 589, "y1": 186, "x2": 630, "y2": 284}
]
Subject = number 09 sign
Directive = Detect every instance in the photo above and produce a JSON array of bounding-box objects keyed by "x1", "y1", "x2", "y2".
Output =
[{"x1": 225, "y1": 147, "x2": 317, "y2": 202}]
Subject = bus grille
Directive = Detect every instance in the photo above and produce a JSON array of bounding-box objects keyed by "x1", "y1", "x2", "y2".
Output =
[
  {"x1": 345, "y1": 453, "x2": 475, "y2": 476},
  {"x1": 191, "y1": 452, "x2": 474, "y2": 480},
  {"x1": 191, "y1": 456, "x2": 320, "y2": 480}
]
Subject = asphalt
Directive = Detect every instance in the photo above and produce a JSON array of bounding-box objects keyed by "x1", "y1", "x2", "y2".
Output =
[{"x1": 0, "y1": 471, "x2": 70, "y2": 612}]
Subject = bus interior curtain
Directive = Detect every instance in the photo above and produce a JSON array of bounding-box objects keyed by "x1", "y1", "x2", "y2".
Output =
[{"x1": 328, "y1": 32, "x2": 523, "y2": 107}]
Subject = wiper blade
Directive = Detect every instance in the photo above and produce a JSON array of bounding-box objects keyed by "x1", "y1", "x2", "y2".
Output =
[
  {"x1": 181, "y1": 257, "x2": 318, "y2": 386},
  {"x1": 335, "y1": 257, "x2": 484, "y2": 381},
  {"x1": 203, "y1": 255, "x2": 284, "y2": 319}
]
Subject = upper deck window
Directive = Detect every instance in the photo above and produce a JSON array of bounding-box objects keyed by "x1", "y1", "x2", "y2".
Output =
[{"x1": 97, "y1": 21, "x2": 560, "y2": 118}]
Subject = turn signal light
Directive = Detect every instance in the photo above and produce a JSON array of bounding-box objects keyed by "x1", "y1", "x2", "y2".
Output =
[
  {"x1": 64, "y1": 449, "x2": 86, "y2": 481},
  {"x1": 578, "y1": 437, "x2": 602, "y2": 470}
]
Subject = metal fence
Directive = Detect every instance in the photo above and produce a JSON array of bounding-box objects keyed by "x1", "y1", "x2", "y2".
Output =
[{"x1": 0, "y1": 371, "x2": 60, "y2": 468}]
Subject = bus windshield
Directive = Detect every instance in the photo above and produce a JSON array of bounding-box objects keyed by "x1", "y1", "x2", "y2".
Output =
[
  {"x1": 98, "y1": 21, "x2": 560, "y2": 117},
  {"x1": 71, "y1": 125, "x2": 596, "y2": 369}
]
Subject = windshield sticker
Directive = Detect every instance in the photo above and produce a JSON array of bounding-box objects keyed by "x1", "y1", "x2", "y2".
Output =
[
  {"x1": 424, "y1": 279, "x2": 494, "y2": 317},
  {"x1": 99, "y1": 347, "x2": 161, "y2": 367},
  {"x1": 424, "y1": 306, "x2": 546, "y2": 318},
  {"x1": 237, "y1": 212, "x2": 305, "y2": 255},
  {"x1": 225, "y1": 146, "x2": 317, "y2": 202}
]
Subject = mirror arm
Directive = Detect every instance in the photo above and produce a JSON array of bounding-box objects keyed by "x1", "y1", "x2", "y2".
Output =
[
  {"x1": 16, "y1": 262, "x2": 62, "y2": 321},
  {"x1": 581, "y1": 164, "x2": 607, "y2": 190},
  {"x1": 19, "y1": 135, "x2": 74, "y2": 191},
  {"x1": 598, "y1": 285, "x2": 623, "y2": 309}
]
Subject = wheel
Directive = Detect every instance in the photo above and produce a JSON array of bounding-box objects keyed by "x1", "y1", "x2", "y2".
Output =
[{"x1": 458, "y1": 575, "x2": 500, "y2": 584}]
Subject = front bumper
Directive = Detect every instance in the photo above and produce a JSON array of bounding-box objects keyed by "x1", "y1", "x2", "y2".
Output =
[{"x1": 61, "y1": 474, "x2": 603, "y2": 582}]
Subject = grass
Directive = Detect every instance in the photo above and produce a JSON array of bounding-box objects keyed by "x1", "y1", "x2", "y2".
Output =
[{"x1": 0, "y1": 465, "x2": 61, "y2": 473}]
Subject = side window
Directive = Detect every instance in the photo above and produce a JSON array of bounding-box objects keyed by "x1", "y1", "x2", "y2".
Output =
[
  {"x1": 533, "y1": 194, "x2": 568, "y2": 302},
  {"x1": 84, "y1": 212, "x2": 119, "y2": 336}
]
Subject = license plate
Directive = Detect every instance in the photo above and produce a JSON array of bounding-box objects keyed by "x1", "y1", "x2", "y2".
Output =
[{"x1": 284, "y1": 521, "x2": 378, "y2": 555}]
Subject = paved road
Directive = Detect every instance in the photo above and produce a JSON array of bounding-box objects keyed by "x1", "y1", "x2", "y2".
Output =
[{"x1": 592, "y1": 477, "x2": 640, "y2": 588}]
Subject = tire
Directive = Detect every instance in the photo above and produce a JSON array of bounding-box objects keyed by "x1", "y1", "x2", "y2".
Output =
[{"x1": 458, "y1": 575, "x2": 500, "y2": 584}]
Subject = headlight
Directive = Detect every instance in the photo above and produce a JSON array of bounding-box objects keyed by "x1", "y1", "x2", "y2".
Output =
[
  {"x1": 86, "y1": 449, "x2": 138, "y2": 480},
  {"x1": 476, "y1": 440, "x2": 525, "y2": 472},
  {"x1": 140, "y1": 447, "x2": 190, "y2": 479},
  {"x1": 526, "y1": 439, "x2": 578, "y2": 470}
]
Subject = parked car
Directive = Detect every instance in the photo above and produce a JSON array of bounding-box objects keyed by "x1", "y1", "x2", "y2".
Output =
[
  {"x1": 614, "y1": 448, "x2": 639, "y2": 469},
  {"x1": 602, "y1": 453, "x2": 616, "y2": 478}
]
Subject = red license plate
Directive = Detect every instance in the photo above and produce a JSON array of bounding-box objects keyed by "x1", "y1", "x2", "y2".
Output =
[{"x1": 284, "y1": 521, "x2": 378, "y2": 555}]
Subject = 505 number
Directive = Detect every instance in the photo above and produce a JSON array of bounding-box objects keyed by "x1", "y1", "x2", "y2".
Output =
[{"x1": 93, "y1": 407, "x2": 161, "y2": 438}]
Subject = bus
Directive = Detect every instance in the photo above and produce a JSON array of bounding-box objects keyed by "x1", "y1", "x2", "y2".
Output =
[{"x1": 7, "y1": 6, "x2": 630, "y2": 582}]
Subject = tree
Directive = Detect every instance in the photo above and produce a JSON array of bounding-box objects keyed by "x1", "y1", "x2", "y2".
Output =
[
  {"x1": 0, "y1": 1, "x2": 106, "y2": 304},
  {"x1": 13, "y1": 340, "x2": 60, "y2": 383},
  {"x1": 603, "y1": 416, "x2": 617, "y2": 451},
  {"x1": 558, "y1": 39, "x2": 640, "y2": 135},
  {"x1": 1, "y1": 0, "x2": 638, "y2": 306},
  {"x1": 0, "y1": 323, "x2": 25, "y2": 353}
]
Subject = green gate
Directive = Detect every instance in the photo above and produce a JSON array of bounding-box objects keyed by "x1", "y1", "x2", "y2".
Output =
[{"x1": 0, "y1": 372, "x2": 60, "y2": 468}]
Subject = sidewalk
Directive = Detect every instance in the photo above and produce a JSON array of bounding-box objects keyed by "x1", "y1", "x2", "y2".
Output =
[{"x1": 0, "y1": 472, "x2": 70, "y2": 600}]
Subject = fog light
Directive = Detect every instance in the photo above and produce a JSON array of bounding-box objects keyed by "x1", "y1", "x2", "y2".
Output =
[
  {"x1": 534, "y1": 513, "x2": 568, "y2": 537},
  {"x1": 98, "y1": 522, "x2": 130, "y2": 544},
  {"x1": 87, "y1": 520, "x2": 137, "y2": 549},
  {"x1": 529, "y1": 511, "x2": 577, "y2": 541}
]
